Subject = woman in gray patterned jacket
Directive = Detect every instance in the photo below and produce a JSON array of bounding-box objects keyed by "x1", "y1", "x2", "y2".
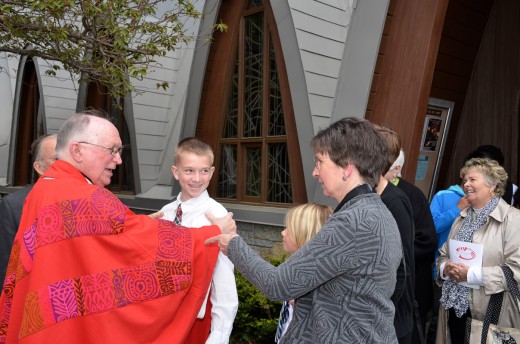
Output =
[{"x1": 207, "y1": 117, "x2": 403, "y2": 343}]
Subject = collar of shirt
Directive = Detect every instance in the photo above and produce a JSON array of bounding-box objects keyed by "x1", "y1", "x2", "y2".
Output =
[
  {"x1": 334, "y1": 183, "x2": 373, "y2": 213},
  {"x1": 174, "y1": 190, "x2": 211, "y2": 217}
]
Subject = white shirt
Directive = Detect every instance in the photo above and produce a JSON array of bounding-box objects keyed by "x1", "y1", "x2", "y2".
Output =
[
  {"x1": 161, "y1": 191, "x2": 238, "y2": 344},
  {"x1": 277, "y1": 302, "x2": 294, "y2": 342}
]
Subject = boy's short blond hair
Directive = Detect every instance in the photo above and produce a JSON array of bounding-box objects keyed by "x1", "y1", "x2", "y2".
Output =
[
  {"x1": 174, "y1": 137, "x2": 214, "y2": 165},
  {"x1": 285, "y1": 203, "x2": 333, "y2": 249}
]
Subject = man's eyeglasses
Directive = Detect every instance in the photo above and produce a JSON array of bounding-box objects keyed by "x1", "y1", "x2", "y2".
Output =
[{"x1": 78, "y1": 141, "x2": 123, "y2": 157}]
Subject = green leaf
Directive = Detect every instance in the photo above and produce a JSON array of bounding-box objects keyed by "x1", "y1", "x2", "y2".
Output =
[{"x1": 0, "y1": 0, "x2": 216, "y2": 100}]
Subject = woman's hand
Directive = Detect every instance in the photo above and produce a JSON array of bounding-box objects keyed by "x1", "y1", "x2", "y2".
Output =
[
  {"x1": 205, "y1": 232, "x2": 239, "y2": 256},
  {"x1": 457, "y1": 195, "x2": 470, "y2": 210},
  {"x1": 206, "y1": 212, "x2": 237, "y2": 234},
  {"x1": 444, "y1": 261, "x2": 469, "y2": 283}
]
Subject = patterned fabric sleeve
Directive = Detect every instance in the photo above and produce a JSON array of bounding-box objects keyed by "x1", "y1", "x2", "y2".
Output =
[{"x1": 228, "y1": 212, "x2": 362, "y2": 301}]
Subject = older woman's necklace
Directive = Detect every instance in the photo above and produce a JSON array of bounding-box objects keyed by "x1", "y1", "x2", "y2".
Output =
[{"x1": 471, "y1": 207, "x2": 483, "y2": 223}]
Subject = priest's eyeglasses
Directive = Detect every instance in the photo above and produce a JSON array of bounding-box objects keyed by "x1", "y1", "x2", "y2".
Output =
[{"x1": 78, "y1": 141, "x2": 123, "y2": 157}]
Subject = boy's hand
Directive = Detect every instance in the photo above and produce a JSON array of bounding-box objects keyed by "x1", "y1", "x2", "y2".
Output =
[
  {"x1": 148, "y1": 211, "x2": 164, "y2": 220},
  {"x1": 206, "y1": 212, "x2": 236, "y2": 234}
]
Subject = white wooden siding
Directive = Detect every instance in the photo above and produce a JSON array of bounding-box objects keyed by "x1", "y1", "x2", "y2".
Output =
[
  {"x1": 308, "y1": 93, "x2": 334, "y2": 117},
  {"x1": 38, "y1": 61, "x2": 79, "y2": 132},
  {"x1": 288, "y1": 0, "x2": 356, "y2": 132},
  {"x1": 130, "y1": 49, "x2": 180, "y2": 193},
  {"x1": 300, "y1": 50, "x2": 342, "y2": 78}
]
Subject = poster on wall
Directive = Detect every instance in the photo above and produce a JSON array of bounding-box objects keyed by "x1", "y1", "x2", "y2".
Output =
[
  {"x1": 414, "y1": 98, "x2": 454, "y2": 201},
  {"x1": 421, "y1": 117, "x2": 442, "y2": 152},
  {"x1": 415, "y1": 155, "x2": 429, "y2": 181}
]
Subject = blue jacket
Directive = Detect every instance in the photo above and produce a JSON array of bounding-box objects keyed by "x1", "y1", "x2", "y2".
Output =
[{"x1": 429, "y1": 185, "x2": 465, "y2": 275}]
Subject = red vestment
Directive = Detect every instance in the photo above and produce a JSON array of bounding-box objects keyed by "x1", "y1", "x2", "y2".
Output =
[{"x1": 0, "y1": 161, "x2": 220, "y2": 343}]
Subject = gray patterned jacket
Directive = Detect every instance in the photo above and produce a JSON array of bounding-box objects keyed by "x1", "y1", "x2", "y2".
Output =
[{"x1": 228, "y1": 192, "x2": 402, "y2": 343}]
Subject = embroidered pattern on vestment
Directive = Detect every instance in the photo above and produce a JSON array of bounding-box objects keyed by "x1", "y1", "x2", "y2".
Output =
[
  {"x1": 0, "y1": 188, "x2": 193, "y2": 341},
  {"x1": 18, "y1": 259, "x2": 191, "y2": 338}
]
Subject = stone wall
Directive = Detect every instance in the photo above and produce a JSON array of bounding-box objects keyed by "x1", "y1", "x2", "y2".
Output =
[{"x1": 237, "y1": 221, "x2": 285, "y2": 260}]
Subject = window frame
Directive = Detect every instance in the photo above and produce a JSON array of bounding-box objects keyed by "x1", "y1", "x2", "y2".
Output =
[
  {"x1": 10, "y1": 56, "x2": 43, "y2": 186},
  {"x1": 196, "y1": 0, "x2": 306, "y2": 206},
  {"x1": 83, "y1": 81, "x2": 136, "y2": 194}
]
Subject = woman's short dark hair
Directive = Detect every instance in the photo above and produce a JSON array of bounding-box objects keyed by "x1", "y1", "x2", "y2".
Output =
[{"x1": 310, "y1": 117, "x2": 388, "y2": 187}]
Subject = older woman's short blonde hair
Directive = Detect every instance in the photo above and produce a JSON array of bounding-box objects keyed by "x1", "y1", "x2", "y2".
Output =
[
  {"x1": 285, "y1": 203, "x2": 333, "y2": 249},
  {"x1": 460, "y1": 158, "x2": 508, "y2": 196}
]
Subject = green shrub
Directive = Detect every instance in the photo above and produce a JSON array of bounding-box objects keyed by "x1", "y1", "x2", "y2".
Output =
[{"x1": 230, "y1": 256, "x2": 286, "y2": 344}]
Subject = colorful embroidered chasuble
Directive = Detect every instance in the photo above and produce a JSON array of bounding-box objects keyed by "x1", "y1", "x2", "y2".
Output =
[{"x1": 0, "y1": 160, "x2": 220, "y2": 343}]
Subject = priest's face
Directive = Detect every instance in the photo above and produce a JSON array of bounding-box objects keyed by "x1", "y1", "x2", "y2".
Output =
[{"x1": 79, "y1": 118, "x2": 123, "y2": 187}]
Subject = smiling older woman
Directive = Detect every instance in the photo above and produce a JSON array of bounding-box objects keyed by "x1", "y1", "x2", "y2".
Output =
[{"x1": 435, "y1": 158, "x2": 520, "y2": 343}]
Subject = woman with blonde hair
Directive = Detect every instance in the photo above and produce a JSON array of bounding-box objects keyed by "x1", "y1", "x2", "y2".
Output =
[
  {"x1": 281, "y1": 203, "x2": 332, "y2": 253},
  {"x1": 436, "y1": 158, "x2": 520, "y2": 343},
  {"x1": 275, "y1": 203, "x2": 333, "y2": 343}
]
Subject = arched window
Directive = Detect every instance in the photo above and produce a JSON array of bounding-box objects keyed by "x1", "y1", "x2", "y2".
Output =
[
  {"x1": 84, "y1": 81, "x2": 135, "y2": 194},
  {"x1": 12, "y1": 57, "x2": 43, "y2": 186},
  {"x1": 197, "y1": 0, "x2": 305, "y2": 205}
]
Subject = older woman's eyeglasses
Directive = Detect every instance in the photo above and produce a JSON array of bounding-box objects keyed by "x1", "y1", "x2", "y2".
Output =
[
  {"x1": 313, "y1": 156, "x2": 330, "y2": 170},
  {"x1": 78, "y1": 141, "x2": 123, "y2": 157}
]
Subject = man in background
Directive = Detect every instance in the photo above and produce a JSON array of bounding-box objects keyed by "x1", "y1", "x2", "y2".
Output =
[
  {"x1": 385, "y1": 148, "x2": 437, "y2": 343},
  {"x1": 0, "y1": 134, "x2": 57, "y2": 285}
]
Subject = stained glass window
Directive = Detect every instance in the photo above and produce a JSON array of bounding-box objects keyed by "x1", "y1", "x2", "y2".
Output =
[
  {"x1": 269, "y1": 40, "x2": 285, "y2": 136},
  {"x1": 268, "y1": 143, "x2": 291, "y2": 202},
  {"x1": 223, "y1": 57, "x2": 239, "y2": 139},
  {"x1": 13, "y1": 57, "x2": 41, "y2": 186},
  {"x1": 215, "y1": 0, "x2": 294, "y2": 204},
  {"x1": 218, "y1": 145, "x2": 237, "y2": 198},
  {"x1": 199, "y1": 0, "x2": 305, "y2": 205},
  {"x1": 247, "y1": 0, "x2": 262, "y2": 9},
  {"x1": 244, "y1": 11, "x2": 263, "y2": 138}
]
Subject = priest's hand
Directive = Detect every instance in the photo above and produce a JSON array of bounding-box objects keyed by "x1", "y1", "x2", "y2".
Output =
[
  {"x1": 148, "y1": 211, "x2": 164, "y2": 220},
  {"x1": 205, "y1": 233, "x2": 239, "y2": 256},
  {"x1": 206, "y1": 212, "x2": 236, "y2": 234}
]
